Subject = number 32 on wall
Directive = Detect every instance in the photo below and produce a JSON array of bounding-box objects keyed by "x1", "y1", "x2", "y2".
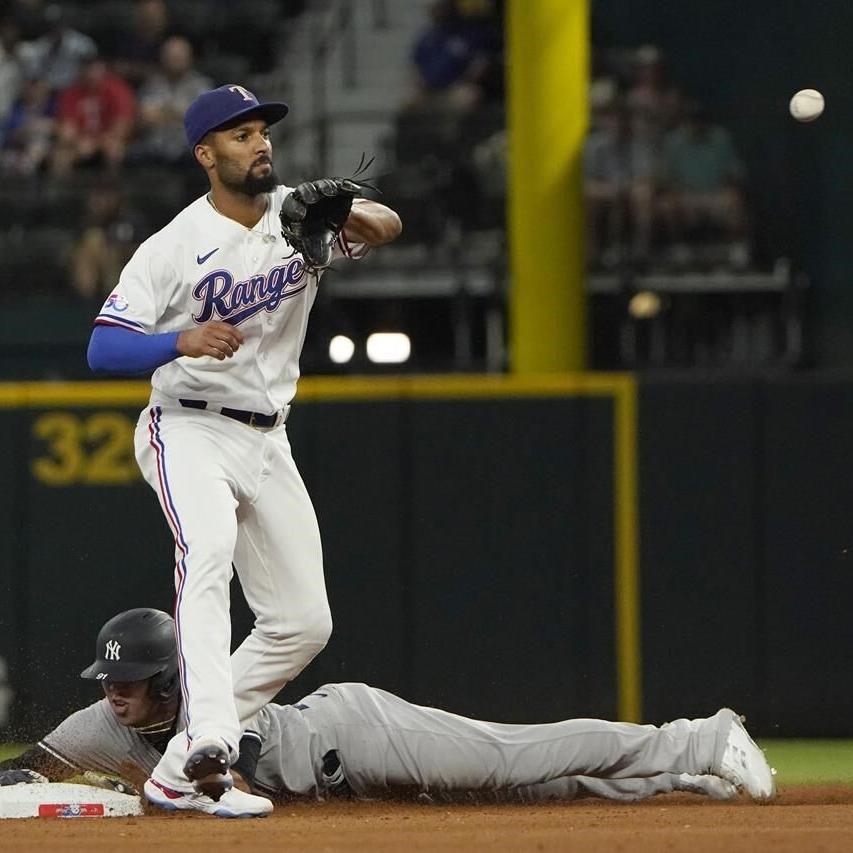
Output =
[{"x1": 31, "y1": 412, "x2": 140, "y2": 486}]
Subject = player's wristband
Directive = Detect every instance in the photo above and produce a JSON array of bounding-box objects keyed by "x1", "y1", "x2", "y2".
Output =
[
  {"x1": 87, "y1": 324, "x2": 181, "y2": 375},
  {"x1": 232, "y1": 732, "x2": 261, "y2": 787}
]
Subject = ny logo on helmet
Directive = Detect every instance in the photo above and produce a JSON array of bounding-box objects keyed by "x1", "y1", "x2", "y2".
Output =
[
  {"x1": 228, "y1": 85, "x2": 255, "y2": 103},
  {"x1": 105, "y1": 640, "x2": 121, "y2": 661}
]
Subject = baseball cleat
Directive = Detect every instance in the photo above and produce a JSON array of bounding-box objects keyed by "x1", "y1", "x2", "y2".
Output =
[
  {"x1": 714, "y1": 709, "x2": 776, "y2": 800},
  {"x1": 183, "y1": 736, "x2": 233, "y2": 801},
  {"x1": 144, "y1": 778, "x2": 273, "y2": 818},
  {"x1": 675, "y1": 773, "x2": 738, "y2": 800}
]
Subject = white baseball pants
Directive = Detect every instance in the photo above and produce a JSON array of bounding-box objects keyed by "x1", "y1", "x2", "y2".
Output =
[{"x1": 134, "y1": 401, "x2": 332, "y2": 790}]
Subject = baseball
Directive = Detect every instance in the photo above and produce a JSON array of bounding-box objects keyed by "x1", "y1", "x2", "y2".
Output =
[{"x1": 789, "y1": 88, "x2": 825, "y2": 122}]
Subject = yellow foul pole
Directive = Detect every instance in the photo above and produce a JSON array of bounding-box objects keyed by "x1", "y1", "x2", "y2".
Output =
[
  {"x1": 507, "y1": 0, "x2": 589, "y2": 372},
  {"x1": 506, "y1": 4, "x2": 642, "y2": 724}
]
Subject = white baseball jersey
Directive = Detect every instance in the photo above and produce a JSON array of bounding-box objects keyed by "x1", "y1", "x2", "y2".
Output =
[{"x1": 93, "y1": 186, "x2": 366, "y2": 412}]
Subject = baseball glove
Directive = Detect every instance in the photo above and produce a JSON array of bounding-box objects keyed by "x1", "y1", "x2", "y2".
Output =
[
  {"x1": 279, "y1": 156, "x2": 375, "y2": 274},
  {"x1": 0, "y1": 769, "x2": 47, "y2": 786}
]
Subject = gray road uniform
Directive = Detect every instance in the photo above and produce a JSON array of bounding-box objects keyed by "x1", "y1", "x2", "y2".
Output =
[{"x1": 32, "y1": 682, "x2": 733, "y2": 804}]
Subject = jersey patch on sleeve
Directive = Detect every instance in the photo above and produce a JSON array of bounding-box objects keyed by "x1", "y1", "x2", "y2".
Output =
[
  {"x1": 104, "y1": 293, "x2": 130, "y2": 312},
  {"x1": 94, "y1": 293, "x2": 145, "y2": 332}
]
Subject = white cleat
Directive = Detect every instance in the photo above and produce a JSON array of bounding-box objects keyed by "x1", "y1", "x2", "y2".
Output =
[
  {"x1": 675, "y1": 773, "x2": 738, "y2": 800},
  {"x1": 183, "y1": 736, "x2": 233, "y2": 801},
  {"x1": 714, "y1": 709, "x2": 777, "y2": 800},
  {"x1": 144, "y1": 778, "x2": 273, "y2": 818}
]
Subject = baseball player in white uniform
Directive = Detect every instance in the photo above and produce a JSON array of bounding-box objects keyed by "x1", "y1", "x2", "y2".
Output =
[
  {"x1": 0, "y1": 609, "x2": 776, "y2": 817},
  {"x1": 86, "y1": 85, "x2": 402, "y2": 815}
]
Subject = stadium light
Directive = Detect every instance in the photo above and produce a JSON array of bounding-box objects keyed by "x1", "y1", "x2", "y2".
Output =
[
  {"x1": 366, "y1": 332, "x2": 410, "y2": 364},
  {"x1": 329, "y1": 335, "x2": 355, "y2": 364}
]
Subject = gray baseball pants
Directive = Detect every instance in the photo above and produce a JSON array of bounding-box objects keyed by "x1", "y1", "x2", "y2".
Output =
[{"x1": 295, "y1": 683, "x2": 728, "y2": 801}]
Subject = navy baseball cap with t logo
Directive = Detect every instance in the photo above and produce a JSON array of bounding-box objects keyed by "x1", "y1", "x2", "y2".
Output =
[{"x1": 184, "y1": 84, "x2": 289, "y2": 149}]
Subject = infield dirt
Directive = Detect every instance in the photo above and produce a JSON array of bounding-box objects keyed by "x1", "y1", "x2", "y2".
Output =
[{"x1": 1, "y1": 785, "x2": 851, "y2": 852}]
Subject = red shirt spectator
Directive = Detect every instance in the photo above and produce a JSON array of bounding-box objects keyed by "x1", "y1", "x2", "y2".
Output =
[
  {"x1": 53, "y1": 58, "x2": 135, "y2": 176},
  {"x1": 58, "y1": 63, "x2": 135, "y2": 137}
]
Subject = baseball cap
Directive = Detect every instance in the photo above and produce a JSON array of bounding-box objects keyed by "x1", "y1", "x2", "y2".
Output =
[{"x1": 184, "y1": 84, "x2": 289, "y2": 149}]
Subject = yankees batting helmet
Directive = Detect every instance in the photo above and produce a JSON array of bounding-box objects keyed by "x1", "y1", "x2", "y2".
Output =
[{"x1": 80, "y1": 608, "x2": 180, "y2": 700}]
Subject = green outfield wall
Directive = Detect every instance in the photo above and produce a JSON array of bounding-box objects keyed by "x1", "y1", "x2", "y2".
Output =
[{"x1": 0, "y1": 375, "x2": 850, "y2": 740}]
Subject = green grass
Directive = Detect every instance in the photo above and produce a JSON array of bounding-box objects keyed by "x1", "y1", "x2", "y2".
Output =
[
  {"x1": 760, "y1": 740, "x2": 853, "y2": 785},
  {"x1": 0, "y1": 744, "x2": 29, "y2": 762},
  {"x1": 3, "y1": 740, "x2": 853, "y2": 786}
]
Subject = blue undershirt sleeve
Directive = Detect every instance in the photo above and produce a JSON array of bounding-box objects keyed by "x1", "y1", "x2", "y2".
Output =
[{"x1": 87, "y1": 324, "x2": 181, "y2": 375}]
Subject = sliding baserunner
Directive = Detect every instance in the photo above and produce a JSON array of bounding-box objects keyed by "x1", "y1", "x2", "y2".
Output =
[{"x1": 0, "y1": 609, "x2": 775, "y2": 817}]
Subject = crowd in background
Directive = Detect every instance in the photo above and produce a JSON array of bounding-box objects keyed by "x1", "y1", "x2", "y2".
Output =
[
  {"x1": 387, "y1": 2, "x2": 753, "y2": 278},
  {"x1": 0, "y1": 0, "x2": 770, "y2": 371},
  {"x1": 381, "y1": 0, "x2": 505, "y2": 246},
  {"x1": 0, "y1": 0, "x2": 508, "y2": 303},
  {"x1": 585, "y1": 45, "x2": 749, "y2": 272},
  {"x1": 0, "y1": 0, "x2": 508, "y2": 305},
  {"x1": 0, "y1": 1, "x2": 753, "y2": 299},
  {"x1": 0, "y1": 0, "x2": 300, "y2": 301},
  {"x1": 0, "y1": 0, "x2": 296, "y2": 175}
]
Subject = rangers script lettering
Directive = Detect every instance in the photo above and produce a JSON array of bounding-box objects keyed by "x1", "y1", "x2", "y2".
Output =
[{"x1": 192, "y1": 258, "x2": 307, "y2": 325}]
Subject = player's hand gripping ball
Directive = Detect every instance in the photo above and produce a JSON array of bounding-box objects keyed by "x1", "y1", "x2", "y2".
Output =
[{"x1": 789, "y1": 88, "x2": 824, "y2": 122}]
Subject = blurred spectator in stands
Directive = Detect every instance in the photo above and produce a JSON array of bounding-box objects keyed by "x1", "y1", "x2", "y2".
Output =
[
  {"x1": 0, "y1": 18, "x2": 22, "y2": 122},
  {"x1": 626, "y1": 45, "x2": 681, "y2": 144},
  {"x1": 0, "y1": 76, "x2": 55, "y2": 175},
  {"x1": 17, "y1": 3, "x2": 97, "y2": 91},
  {"x1": 658, "y1": 101, "x2": 749, "y2": 267},
  {"x1": 70, "y1": 181, "x2": 146, "y2": 299},
  {"x1": 396, "y1": 0, "x2": 501, "y2": 170},
  {"x1": 112, "y1": 0, "x2": 170, "y2": 89},
  {"x1": 584, "y1": 91, "x2": 657, "y2": 267},
  {"x1": 409, "y1": 0, "x2": 502, "y2": 112},
  {"x1": 132, "y1": 36, "x2": 211, "y2": 165},
  {"x1": 52, "y1": 57, "x2": 135, "y2": 177}
]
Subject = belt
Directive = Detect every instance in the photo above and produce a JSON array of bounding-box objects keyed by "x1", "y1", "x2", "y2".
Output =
[{"x1": 178, "y1": 398, "x2": 288, "y2": 429}]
